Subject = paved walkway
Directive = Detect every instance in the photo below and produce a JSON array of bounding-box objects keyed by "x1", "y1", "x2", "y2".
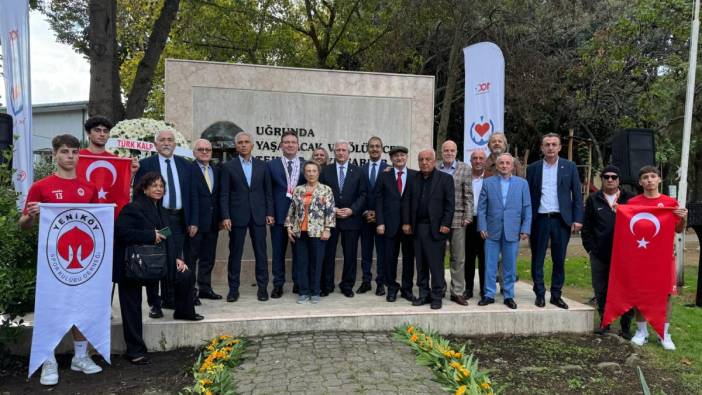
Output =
[{"x1": 234, "y1": 331, "x2": 444, "y2": 395}]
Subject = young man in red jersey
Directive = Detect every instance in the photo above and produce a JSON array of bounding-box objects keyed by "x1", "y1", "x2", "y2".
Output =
[
  {"x1": 80, "y1": 116, "x2": 139, "y2": 175},
  {"x1": 20, "y1": 134, "x2": 103, "y2": 385},
  {"x1": 627, "y1": 165, "x2": 687, "y2": 351}
]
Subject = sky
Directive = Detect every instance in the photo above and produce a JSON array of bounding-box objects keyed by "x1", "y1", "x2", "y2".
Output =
[{"x1": 1, "y1": 10, "x2": 90, "y2": 106}]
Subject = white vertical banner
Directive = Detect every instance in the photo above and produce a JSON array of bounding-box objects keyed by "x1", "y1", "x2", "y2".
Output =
[
  {"x1": 463, "y1": 42, "x2": 504, "y2": 161},
  {"x1": 29, "y1": 203, "x2": 114, "y2": 377},
  {"x1": 0, "y1": 0, "x2": 33, "y2": 207}
]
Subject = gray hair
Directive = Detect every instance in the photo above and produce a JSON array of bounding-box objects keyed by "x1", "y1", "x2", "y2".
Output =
[
  {"x1": 470, "y1": 149, "x2": 487, "y2": 160},
  {"x1": 496, "y1": 152, "x2": 515, "y2": 163},
  {"x1": 193, "y1": 138, "x2": 212, "y2": 149},
  {"x1": 334, "y1": 140, "x2": 350, "y2": 150},
  {"x1": 234, "y1": 131, "x2": 253, "y2": 143},
  {"x1": 155, "y1": 129, "x2": 175, "y2": 141},
  {"x1": 418, "y1": 148, "x2": 436, "y2": 160}
]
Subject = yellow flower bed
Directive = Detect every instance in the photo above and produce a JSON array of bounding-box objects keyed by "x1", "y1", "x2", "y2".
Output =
[
  {"x1": 394, "y1": 325, "x2": 500, "y2": 395},
  {"x1": 182, "y1": 335, "x2": 246, "y2": 395}
]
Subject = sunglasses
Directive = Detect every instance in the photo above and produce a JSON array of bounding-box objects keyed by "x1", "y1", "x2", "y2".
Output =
[
  {"x1": 196, "y1": 148, "x2": 212, "y2": 153},
  {"x1": 602, "y1": 174, "x2": 619, "y2": 180}
]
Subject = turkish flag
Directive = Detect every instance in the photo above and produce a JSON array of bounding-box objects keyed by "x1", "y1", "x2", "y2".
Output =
[
  {"x1": 77, "y1": 155, "x2": 132, "y2": 216},
  {"x1": 602, "y1": 205, "x2": 677, "y2": 337}
]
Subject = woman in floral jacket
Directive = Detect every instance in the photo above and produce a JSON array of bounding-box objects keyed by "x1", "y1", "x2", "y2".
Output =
[{"x1": 285, "y1": 161, "x2": 336, "y2": 304}]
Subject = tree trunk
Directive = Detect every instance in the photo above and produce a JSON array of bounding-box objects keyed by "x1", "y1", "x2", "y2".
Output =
[
  {"x1": 87, "y1": 0, "x2": 123, "y2": 120},
  {"x1": 124, "y1": 0, "x2": 181, "y2": 119},
  {"x1": 436, "y1": 22, "x2": 463, "y2": 156}
]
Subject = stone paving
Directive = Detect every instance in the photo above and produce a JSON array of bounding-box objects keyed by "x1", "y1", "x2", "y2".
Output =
[{"x1": 234, "y1": 331, "x2": 444, "y2": 395}]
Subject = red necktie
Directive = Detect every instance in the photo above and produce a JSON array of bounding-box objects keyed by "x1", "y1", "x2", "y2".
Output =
[{"x1": 397, "y1": 171, "x2": 403, "y2": 194}]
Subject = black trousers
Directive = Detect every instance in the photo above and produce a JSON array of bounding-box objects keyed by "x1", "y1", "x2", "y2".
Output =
[
  {"x1": 465, "y1": 216, "x2": 485, "y2": 297},
  {"x1": 322, "y1": 228, "x2": 360, "y2": 293},
  {"x1": 227, "y1": 222, "x2": 268, "y2": 295},
  {"x1": 188, "y1": 229, "x2": 219, "y2": 293},
  {"x1": 383, "y1": 231, "x2": 415, "y2": 295},
  {"x1": 146, "y1": 211, "x2": 186, "y2": 308},
  {"x1": 590, "y1": 253, "x2": 633, "y2": 330},
  {"x1": 414, "y1": 223, "x2": 446, "y2": 300}
]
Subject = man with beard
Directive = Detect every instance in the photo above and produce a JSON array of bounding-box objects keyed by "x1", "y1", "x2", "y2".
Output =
[{"x1": 484, "y1": 133, "x2": 525, "y2": 177}]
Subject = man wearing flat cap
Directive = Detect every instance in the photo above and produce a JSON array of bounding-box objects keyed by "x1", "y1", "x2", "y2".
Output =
[
  {"x1": 581, "y1": 165, "x2": 634, "y2": 339},
  {"x1": 375, "y1": 146, "x2": 416, "y2": 302}
]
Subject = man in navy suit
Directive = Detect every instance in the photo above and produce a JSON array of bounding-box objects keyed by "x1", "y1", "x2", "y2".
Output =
[
  {"x1": 189, "y1": 139, "x2": 222, "y2": 302},
  {"x1": 220, "y1": 132, "x2": 274, "y2": 302},
  {"x1": 133, "y1": 129, "x2": 198, "y2": 318},
  {"x1": 319, "y1": 140, "x2": 367, "y2": 297},
  {"x1": 376, "y1": 146, "x2": 415, "y2": 302},
  {"x1": 359, "y1": 136, "x2": 388, "y2": 296},
  {"x1": 477, "y1": 153, "x2": 532, "y2": 309},
  {"x1": 268, "y1": 131, "x2": 306, "y2": 298},
  {"x1": 405, "y1": 149, "x2": 454, "y2": 309},
  {"x1": 526, "y1": 133, "x2": 583, "y2": 309}
]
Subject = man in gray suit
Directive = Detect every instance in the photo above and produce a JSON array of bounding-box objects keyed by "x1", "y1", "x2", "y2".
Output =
[{"x1": 477, "y1": 153, "x2": 532, "y2": 309}]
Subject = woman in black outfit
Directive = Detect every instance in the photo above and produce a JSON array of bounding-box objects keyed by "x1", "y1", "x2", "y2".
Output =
[{"x1": 114, "y1": 171, "x2": 203, "y2": 365}]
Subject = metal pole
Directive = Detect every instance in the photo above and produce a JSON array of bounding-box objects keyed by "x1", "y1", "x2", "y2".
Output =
[{"x1": 676, "y1": 0, "x2": 700, "y2": 286}]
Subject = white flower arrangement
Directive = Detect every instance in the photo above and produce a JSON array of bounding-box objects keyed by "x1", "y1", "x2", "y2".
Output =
[{"x1": 109, "y1": 118, "x2": 189, "y2": 157}]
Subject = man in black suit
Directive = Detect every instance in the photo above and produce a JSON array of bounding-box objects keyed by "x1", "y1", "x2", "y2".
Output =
[
  {"x1": 189, "y1": 138, "x2": 222, "y2": 302},
  {"x1": 133, "y1": 129, "x2": 199, "y2": 318},
  {"x1": 220, "y1": 132, "x2": 274, "y2": 302},
  {"x1": 319, "y1": 140, "x2": 367, "y2": 297},
  {"x1": 405, "y1": 149, "x2": 454, "y2": 309},
  {"x1": 376, "y1": 146, "x2": 415, "y2": 303}
]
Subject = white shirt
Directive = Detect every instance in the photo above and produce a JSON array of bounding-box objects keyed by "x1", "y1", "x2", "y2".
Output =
[
  {"x1": 158, "y1": 154, "x2": 182, "y2": 209},
  {"x1": 605, "y1": 192, "x2": 617, "y2": 206},
  {"x1": 393, "y1": 166, "x2": 408, "y2": 195},
  {"x1": 538, "y1": 158, "x2": 559, "y2": 213},
  {"x1": 471, "y1": 171, "x2": 484, "y2": 215}
]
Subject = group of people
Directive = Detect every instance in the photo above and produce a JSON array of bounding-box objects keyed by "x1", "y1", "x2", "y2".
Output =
[{"x1": 18, "y1": 116, "x2": 687, "y2": 386}]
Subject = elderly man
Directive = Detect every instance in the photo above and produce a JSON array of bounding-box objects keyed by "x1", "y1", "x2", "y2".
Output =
[
  {"x1": 319, "y1": 140, "x2": 367, "y2": 297},
  {"x1": 581, "y1": 165, "x2": 634, "y2": 338},
  {"x1": 220, "y1": 132, "x2": 274, "y2": 302},
  {"x1": 465, "y1": 149, "x2": 487, "y2": 299},
  {"x1": 484, "y1": 133, "x2": 525, "y2": 177},
  {"x1": 133, "y1": 130, "x2": 198, "y2": 318},
  {"x1": 477, "y1": 153, "x2": 531, "y2": 309},
  {"x1": 526, "y1": 133, "x2": 583, "y2": 309},
  {"x1": 437, "y1": 140, "x2": 473, "y2": 306},
  {"x1": 405, "y1": 149, "x2": 454, "y2": 309}
]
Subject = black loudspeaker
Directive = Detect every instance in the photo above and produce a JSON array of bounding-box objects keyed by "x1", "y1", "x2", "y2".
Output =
[
  {"x1": 0, "y1": 114, "x2": 13, "y2": 165},
  {"x1": 611, "y1": 128, "x2": 655, "y2": 185}
]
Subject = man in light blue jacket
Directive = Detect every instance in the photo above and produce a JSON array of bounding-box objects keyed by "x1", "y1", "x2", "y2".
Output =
[{"x1": 477, "y1": 153, "x2": 532, "y2": 309}]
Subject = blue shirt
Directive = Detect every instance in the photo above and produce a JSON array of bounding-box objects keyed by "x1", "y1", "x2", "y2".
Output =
[
  {"x1": 239, "y1": 156, "x2": 253, "y2": 187},
  {"x1": 500, "y1": 176, "x2": 511, "y2": 207},
  {"x1": 438, "y1": 160, "x2": 457, "y2": 176},
  {"x1": 197, "y1": 160, "x2": 214, "y2": 190}
]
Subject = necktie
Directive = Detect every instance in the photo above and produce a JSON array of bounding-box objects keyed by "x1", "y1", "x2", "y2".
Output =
[
  {"x1": 370, "y1": 163, "x2": 377, "y2": 187},
  {"x1": 397, "y1": 171, "x2": 403, "y2": 194},
  {"x1": 287, "y1": 160, "x2": 293, "y2": 177},
  {"x1": 203, "y1": 165, "x2": 212, "y2": 192},
  {"x1": 165, "y1": 158, "x2": 176, "y2": 208},
  {"x1": 339, "y1": 166, "x2": 346, "y2": 192}
]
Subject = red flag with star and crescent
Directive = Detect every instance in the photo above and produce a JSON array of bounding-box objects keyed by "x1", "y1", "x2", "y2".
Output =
[
  {"x1": 77, "y1": 155, "x2": 132, "y2": 216},
  {"x1": 602, "y1": 205, "x2": 677, "y2": 337}
]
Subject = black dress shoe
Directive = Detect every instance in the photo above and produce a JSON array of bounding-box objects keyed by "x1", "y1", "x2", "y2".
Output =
[
  {"x1": 320, "y1": 290, "x2": 330, "y2": 297},
  {"x1": 257, "y1": 289, "x2": 269, "y2": 301},
  {"x1": 535, "y1": 295, "x2": 545, "y2": 307},
  {"x1": 550, "y1": 297, "x2": 569, "y2": 309},
  {"x1": 356, "y1": 282, "x2": 372, "y2": 294},
  {"x1": 504, "y1": 298, "x2": 517, "y2": 309},
  {"x1": 386, "y1": 290, "x2": 398, "y2": 302},
  {"x1": 463, "y1": 291, "x2": 474, "y2": 299},
  {"x1": 194, "y1": 298, "x2": 202, "y2": 306},
  {"x1": 412, "y1": 297, "x2": 430, "y2": 306},
  {"x1": 477, "y1": 297, "x2": 495, "y2": 306},
  {"x1": 199, "y1": 290, "x2": 222, "y2": 300},
  {"x1": 450, "y1": 294, "x2": 468, "y2": 306},
  {"x1": 226, "y1": 294, "x2": 239, "y2": 303},
  {"x1": 341, "y1": 289, "x2": 355, "y2": 298},
  {"x1": 400, "y1": 291, "x2": 414, "y2": 302},
  {"x1": 149, "y1": 306, "x2": 164, "y2": 319},
  {"x1": 292, "y1": 285, "x2": 300, "y2": 294},
  {"x1": 375, "y1": 286, "x2": 386, "y2": 296},
  {"x1": 174, "y1": 313, "x2": 204, "y2": 321},
  {"x1": 271, "y1": 286, "x2": 283, "y2": 299},
  {"x1": 430, "y1": 300, "x2": 442, "y2": 310}
]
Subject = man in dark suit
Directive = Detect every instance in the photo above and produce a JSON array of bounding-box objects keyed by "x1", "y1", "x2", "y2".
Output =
[
  {"x1": 405, "y1": 149, "x2": 455, "y2": 309},
  {"x1": 526, "y1": 133, "x2": 583, "y2": 309},
  {"x1": 133, "y1": 129, "x2": 198, "y2": 318},
  {"x1": 319, "y1": 140, "x2": 367, "y2": 297},
  {"x1": 268, "y1": 131, "x2": 306, "y2": 298},
  {"x1": 189, "y1": 138, "x2": 222, "y2": 302},
  {"x1": 220, "y1": 132, "x2": 274, "y2": 302},
  {"x1": 376, "y1": 146, "x2": 415, "y2": 303},
  {"x1": 359, "y1": 136, "x2": 388, "y2": 296}
]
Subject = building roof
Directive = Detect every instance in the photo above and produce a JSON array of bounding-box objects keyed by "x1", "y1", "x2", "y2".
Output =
[{"x1": 0, "y1": 100, "x2": 88, "y2": 114}]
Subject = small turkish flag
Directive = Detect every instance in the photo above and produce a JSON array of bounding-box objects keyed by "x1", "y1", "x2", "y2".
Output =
[
  {"x1": 77, "y1": 155, "x2": 132, "y2": 216},
  {"x1": 602, "y1": 205, "x2": 677, "y2": 337}
]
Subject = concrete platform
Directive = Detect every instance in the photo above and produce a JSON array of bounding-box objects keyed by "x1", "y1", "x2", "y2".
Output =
[{"x1": 15, "y1": 270, "x2": 594, "y2": 355}]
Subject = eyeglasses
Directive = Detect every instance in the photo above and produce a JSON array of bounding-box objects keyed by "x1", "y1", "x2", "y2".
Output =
[
  {"x1": 196, "y1": 148, "x2": 212, "y2": 153},
  {"x1": 602, "y1": 174, "x2": 619, "y2": 180}
]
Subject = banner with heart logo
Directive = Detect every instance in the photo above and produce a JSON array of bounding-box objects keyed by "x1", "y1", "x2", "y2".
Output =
[
  {"x1": 28, "y1": 203, "x2": 114, "y2": 378},
  {"x1": 463, "y1": 42, "x2": 504, "y2": 160}
]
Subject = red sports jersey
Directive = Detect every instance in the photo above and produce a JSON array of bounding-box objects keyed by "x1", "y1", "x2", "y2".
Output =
[
  {"x1": 79, "y1": 149, "x2": 116, "y2": 157},
  {"x1": 23, "y1": 175, "x2": 98, "y2": 214},
  {"x1": 628, "y1": 194, "x2": 679, "y2": 208}
]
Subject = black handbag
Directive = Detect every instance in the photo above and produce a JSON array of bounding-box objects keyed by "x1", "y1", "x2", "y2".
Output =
[{"x1": 124, "y1": 243, "x2": 167, "y2": 281}]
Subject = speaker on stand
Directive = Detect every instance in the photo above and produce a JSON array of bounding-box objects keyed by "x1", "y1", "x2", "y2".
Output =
[{"x1": 611, "y1": 128, "x2": 656, "y2": 188}]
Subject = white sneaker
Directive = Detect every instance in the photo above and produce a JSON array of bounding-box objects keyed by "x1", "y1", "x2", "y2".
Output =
[
  {"x1": 70, "y1": 355, "x2": 103, "y2": 374},
  {"x1": 660, "y1": 334, "x2": 676, "y2": 351},
  {"x1": 631, "y1": 331, "x2": 648, "y2": 346},
  {"x1": 40, "y1": 360, "x2": 59, "y2": 385}
]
